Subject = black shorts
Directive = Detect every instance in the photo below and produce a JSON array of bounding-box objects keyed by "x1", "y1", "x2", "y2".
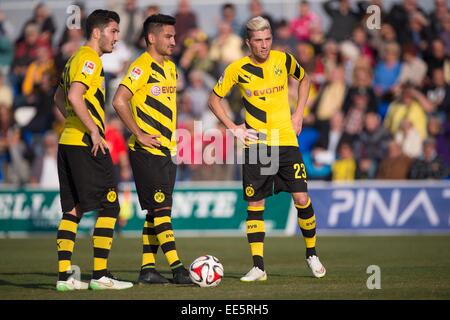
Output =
[
  {"x1": 242, "y1": 145, "x2": 308, "y2": 201},
  {"x1": 57, "y1": 144, "x2": 119, "y2": 213},
  {"x1": 129, "y1": 149, "x2": 177, "y2": 210}
]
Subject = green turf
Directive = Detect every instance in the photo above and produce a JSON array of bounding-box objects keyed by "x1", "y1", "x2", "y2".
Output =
[{"x1": 0, "y1": 236, "x2": 449, "y2": 300}]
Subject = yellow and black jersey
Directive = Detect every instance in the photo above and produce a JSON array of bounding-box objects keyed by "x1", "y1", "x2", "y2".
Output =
[
  {"x1": 120, "y1": 51, "x2": 177, "y2": 157},
  {"x1": 59, "y1": 46, "x2": 106, "y2": 147},
  {"x1": 213, "y1": 50, "x2": 305, "y2": 147}
]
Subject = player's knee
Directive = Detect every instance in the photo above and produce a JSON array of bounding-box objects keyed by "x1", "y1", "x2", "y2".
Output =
[
  {"x1": 293, "y1": 193, "x2": 309, "y2": 207},
  {"x1": 248, "y1": 199, "x2": 265, "y2": 207}
]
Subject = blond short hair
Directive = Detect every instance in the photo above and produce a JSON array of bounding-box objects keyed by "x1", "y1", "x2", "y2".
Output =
[{"x1": 246, "y1": 16, "x2": 271, "y2": 39}]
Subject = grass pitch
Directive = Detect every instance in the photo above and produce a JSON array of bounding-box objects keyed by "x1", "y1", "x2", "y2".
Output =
[{"x1": 0, "y1": 236, "x2": 449, "y2": 300}]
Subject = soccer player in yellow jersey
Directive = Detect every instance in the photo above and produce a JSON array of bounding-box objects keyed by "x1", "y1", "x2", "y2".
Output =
[
  {"x1": 53, "y1": 10, "x2": 132, "y2": 291},
  {"x1": 208, "y1": 16, "x2": 326, "y2": 281},
  {"x1": 113, "y1": 14, "x2": 192, "y2": 285}
]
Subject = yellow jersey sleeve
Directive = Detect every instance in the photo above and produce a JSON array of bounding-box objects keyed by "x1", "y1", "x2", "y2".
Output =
[
  {"x1": 286, "y1": 53, "x2": 305, "y2": 81},
  {"x1": 213, "y1": 63, "x2": 238, "y2": 98},
  {"x1": 120, "y1": 63, "x2": 148, "y2": 94},
  {"x1": 71, "y1": 53, "x2": 100, "y2": 88}
]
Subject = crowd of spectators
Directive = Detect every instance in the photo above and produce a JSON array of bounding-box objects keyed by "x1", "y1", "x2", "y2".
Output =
[{"x1": 0, "y1": 0, "x2": 448, "y2": 187}]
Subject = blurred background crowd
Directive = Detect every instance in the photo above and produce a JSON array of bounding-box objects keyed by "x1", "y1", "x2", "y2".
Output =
[{"x1": 0, "y1": 0, "x2": 449, "y2": 188}]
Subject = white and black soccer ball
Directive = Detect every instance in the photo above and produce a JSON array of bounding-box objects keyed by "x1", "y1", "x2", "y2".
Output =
[{"x1": 189, "y1": 255, "x2": 224, "y2": 288}]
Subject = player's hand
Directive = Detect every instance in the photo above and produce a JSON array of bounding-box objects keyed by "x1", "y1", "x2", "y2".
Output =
[
  {"x1": 232, "y1": 124, "x2": 259, "y2": 145},
  {"x1": 292, "y1": 117, "x2": 303, "y2": 136},
  {"x1": 136, "y1": 132, "x2": 161, "y2": 149},
  {"x1": 90, "y1": 129, "x2": 107, "y2": 157}
]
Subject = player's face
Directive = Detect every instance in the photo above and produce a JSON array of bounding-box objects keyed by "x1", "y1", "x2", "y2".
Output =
[
  {"x1": 154, "y1": 25, "x2": 176, "y2": 56},
  {"x1": 99, "y1": 21, "x2": 120, "y2": 54},
  {"x1": 247, "y1": 28, "x2": 272, "y2": 63}
]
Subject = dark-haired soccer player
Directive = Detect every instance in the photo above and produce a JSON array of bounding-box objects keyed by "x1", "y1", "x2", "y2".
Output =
[
  {"x1": 208, "y1": 16, "x2": 326, "y2": 281},
  {"x1": 113, "y1": 14, "x2": 192, "y2": 285},
  {"x1": 54, "y1": 9, "x2": 133, "y2": 291}
]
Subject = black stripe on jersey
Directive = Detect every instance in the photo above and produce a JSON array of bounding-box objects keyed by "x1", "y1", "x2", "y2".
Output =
[
  {"x1": 147, "y1": 75, "x2": 159, "y2": 83},
  {"x1": 294, "y1": 63, "x2": 301, "y2": 79},
  {"x1": 145, "y1": 95, "x2": 173, "y2": 120},
  {"x1": 135, "y1": 141, "x2": 171, "y2": 156},
  {"x1": 245, "y1": 121, "x2": 267, "y2": 140},
  {"x1": 94, "y1": 88, "x2": 105, "y2": 110},
  {"x1": 85, "y1": 99, "x2": 105, "y2": 131},
  {"x1": 259, "y1": 97, "x2": 266, "y2": 101},
  {"x1": 98, "y1": 127, "x2": 106, "y2": 139},
  {"x1": 285, "y1": 52, "x2": 292, "y2": 74},
  {"x1": 100, "y1": 68, "x2": 104, "y2": 77},
  {"x1": 238, "y1": 75, "x2": 249, "y2": 83},
  {"x1": 136, "y1": 107, "x2": 173, "y2": 140},
  {"x1": 151, "y1": 62, "x2": 166, "y2": 79},
  {"x1": 243, "y1": 98, "x2": 267, "y2": 123},
  {"x1": 242, "y1": 63, "x2": 264, "y2": 79},
  {"x1": 82, "y1": 133, "x2": 92, "y2": 146}
]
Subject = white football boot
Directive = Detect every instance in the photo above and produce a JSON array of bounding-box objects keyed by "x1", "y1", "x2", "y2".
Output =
[
  {"x1": 240, "y1": 266, "x2": 267, "y2": 282},
  {"x1": 306, "y1": 255, "x2": 326, "y2": 278},
  {"x1": 56, "y1": 275, "x2": 89, "y2": 291},
  {"x1": 89, "y1": 273, "x2": 133, "y2": 290}
]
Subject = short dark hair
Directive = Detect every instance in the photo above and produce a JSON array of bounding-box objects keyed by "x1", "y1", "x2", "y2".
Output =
[
  {"x1": 85, "y1": 9, "x2": 120, "y2": 39},
  {"x1": 222, "y1": 3, "x2": 235, "y2": 11},
  {"x1": 142, "y1": 14, "x2": 176, "y2": 46}
]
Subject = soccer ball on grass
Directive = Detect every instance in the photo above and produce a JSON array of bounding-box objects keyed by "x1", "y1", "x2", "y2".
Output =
[{"x1": 189, "y1": 255, "x2": 224, "y2": 288}]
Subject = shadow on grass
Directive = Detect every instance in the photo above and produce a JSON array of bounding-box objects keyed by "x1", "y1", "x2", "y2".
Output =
[{"x1": 0, "y1": 278, "x2": 54, "y2": 290}]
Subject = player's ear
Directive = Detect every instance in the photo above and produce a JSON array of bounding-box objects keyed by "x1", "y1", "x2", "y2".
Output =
[
  {"x1": 92, "y1": 27, "x2": 101, "y2": 40},
  {"x1": 148, "y1": 33, "x2": 155, "y2": 45}
]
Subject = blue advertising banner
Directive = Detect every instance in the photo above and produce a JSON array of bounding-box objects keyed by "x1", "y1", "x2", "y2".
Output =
[{"x1": 287, "y1": 181, "x2": 450, "y2": 234}]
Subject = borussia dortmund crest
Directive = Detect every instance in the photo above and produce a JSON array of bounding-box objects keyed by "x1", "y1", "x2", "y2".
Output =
[
  {"x1": 245, "y1": 186, "x2": 255, "y2": 197},
  {"x1": 154, "y1": 191, "x2": 165, "y2": 203},
  {"x1": 274, "y1": 65, "x2": 282, "y2": 77},
  {"x1": 107, "y1": 190, "x2": 117, "y2": 203}
]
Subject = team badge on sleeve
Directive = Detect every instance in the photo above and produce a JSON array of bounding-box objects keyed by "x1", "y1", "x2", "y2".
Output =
[
  {"x1": 130, "y1": 67, "x2": 143, "y2": 80},
  {"x1": 82, "y1": 61, "x2": 96, "y2": 75}
]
